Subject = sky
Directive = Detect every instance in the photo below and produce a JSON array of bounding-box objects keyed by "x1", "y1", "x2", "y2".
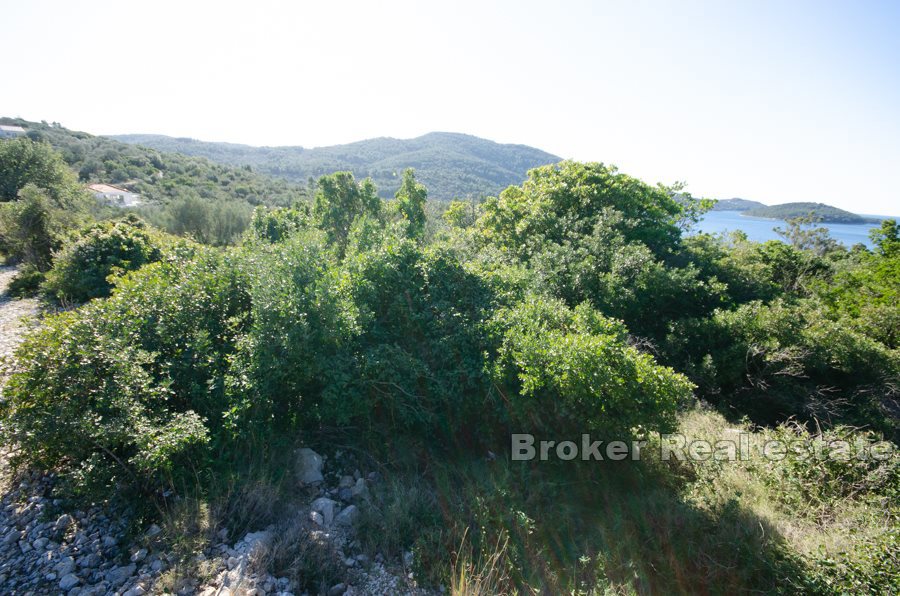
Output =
[{"x1": 2, "y1": 0, "x2": 899, "y2": 215}]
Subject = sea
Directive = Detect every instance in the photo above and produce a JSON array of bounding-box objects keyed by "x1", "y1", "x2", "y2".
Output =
[{"x1": 691, "y1": 210, "x2": 895, "y2": 249}]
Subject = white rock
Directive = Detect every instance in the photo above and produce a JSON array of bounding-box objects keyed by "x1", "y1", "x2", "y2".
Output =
[
  {"x1": 350, "y1": 478, "x2": 369, "y2": 499},
  {"x1": 335, "y1": 505, "x2": 359, "y2": 527},
  {"x1": 311, "y1": 497, "x2": 337, "y2": 526},
  {"x1": 54, "y1": 514, "x2": 74, "y2": 531},
  {"x1": 296, "y1": 448, "x2": 324, "y2": 485}
]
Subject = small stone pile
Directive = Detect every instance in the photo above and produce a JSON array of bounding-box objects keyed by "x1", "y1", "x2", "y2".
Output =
[
  {"x1": 0, "y1": 468, "x2": 167, "y2": 596},
  {"x1": 192, "y1": 447, "x2": 429, "y2": 596}
]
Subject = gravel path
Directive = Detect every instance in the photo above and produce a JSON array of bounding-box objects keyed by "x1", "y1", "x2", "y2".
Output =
[{"x1": 0, "y1": 267, "x2": 40, "y2": 392}]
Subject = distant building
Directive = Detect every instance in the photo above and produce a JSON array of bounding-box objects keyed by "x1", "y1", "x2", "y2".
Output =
[
  {"x1": 88, "y1": 183, "x2": 142, "y2": 207},
  {"x1": 0, "y1": 125, "x2": 26, "y2": 139}
]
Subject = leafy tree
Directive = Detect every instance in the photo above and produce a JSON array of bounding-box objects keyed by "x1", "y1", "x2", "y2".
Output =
[
  {"x1": 394, "y1": 168, "x2": 427, "y2": 239},
  {"x1": 443, "y1": 199, "x2": 480, "y2": 229},
  {"x1": 478, "y1": 161, "x2": 684, "y2": 258},
  {"x1": 313, "y1": 172, "x2": 381, "y2": 250},
  {"x1": 0, "y1": 138, "x2": 81, "y2": 205},
  {"x1": 0, "y1": 185, "x2": 64, "y2": 270},
  {"x1": 870, "y1": 218, "x2": 899, "y2": 257},
  {"x1": 247, "y1": 205, "x2": 310, "y2": 243},
  {"x1": 774, "y1": 214, "x2": 840, "y2": 256}
]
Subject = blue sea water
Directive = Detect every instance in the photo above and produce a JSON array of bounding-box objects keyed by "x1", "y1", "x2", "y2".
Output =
[{"x1": 691, "y1": 211, "x2": 894, "y2": 249}]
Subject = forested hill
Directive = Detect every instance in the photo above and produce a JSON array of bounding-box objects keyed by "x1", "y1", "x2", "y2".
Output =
[
  {"x1": 711, "y1": 197, "x2": 766, "y2": 211},
  {"x1": 744, "y1": 201, "x2": 877, "y2": 224},
  {"x1": 0, "y1": 118, "x2": 304, "y2": 206},
  {"x1": 111, "y1": 132, "x2": 561, "y2": 200}
]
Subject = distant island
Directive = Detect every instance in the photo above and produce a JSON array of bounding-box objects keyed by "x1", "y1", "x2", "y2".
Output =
[
  {"x1": 711, "y1": 198, "x2": 766, "y2": 211},
  {"x1": 744, "y1": 202, "x2": 878, "y2": 224}
]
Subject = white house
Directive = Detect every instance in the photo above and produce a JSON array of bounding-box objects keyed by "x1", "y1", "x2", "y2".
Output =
[
  {"x1": 0, "y1": 125, "x2": 26, "y2": 139},
  {"x1": 88, "y1": 183, "x2": 142, "y2": 207}
]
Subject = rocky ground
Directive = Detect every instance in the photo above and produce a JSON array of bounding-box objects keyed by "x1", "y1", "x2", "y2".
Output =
[{"x1": 0, "y1": 269, "x2": 428, "y2": 595}]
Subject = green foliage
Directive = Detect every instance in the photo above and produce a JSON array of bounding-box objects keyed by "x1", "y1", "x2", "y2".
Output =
[
  {"x1": 394, "y1": 168, "x2": 428, "y2": 239},
  {"x1": 338, "y1": 238, "x2": 497, "y2": 441},
  {"x1": 112, "y1": 131, "x2": 560, "y2": 200},
  {"x1": 491, "y1": 297, "x2": 692, "y2": 436},
  {"x1": 479, "y1": 161, "x2": 684, "y2": 257},
  {"x1": 0, "y1": 310, "x2": 209, "y2": 494},
  {"x1": 6, "y1": 264, "x2": 45, "y2": 297},
  {"x1": 1, "y1": 149, "x2": 897, "y2": 594},
  {"x1": 313, "y1": 172, "x2": 382, "y2": 250},
  {"x1": 143, "y1": 194, "x2": 253, "y2": 246},
  {"x1": 870, "y1": 218, "x2": 899, "y2": 257},
  {"x1": 43, "y1": 216, "x2": 166, "y2": 302},
  {"x1": 247, "y1": 205, "x2": 310, "y2": 243},
  {"x1": 0, "y1": 137, "x2": 82, "y2": 205},
  {"x1": 774, "y1": 213, "x2": 841, "y2": 255},
  {"x1": 442, "y1": 199, "x2": 480, "y2": 229},
  {"x1": 230, "y1": 229, "x2": 353, "y2": 432},
  {"x1": 2, "y1": 119, "x2": 305, "y2": 208},
  {"x1": 665, "y1": 299, "x2": 900, "y2": 434},
  {"x1": 0, "y1": 185, "x2": 66, "y2": 270}
]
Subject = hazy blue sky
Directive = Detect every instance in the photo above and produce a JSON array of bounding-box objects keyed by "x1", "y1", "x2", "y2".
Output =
[{"x1": 3, "y1": 0, "x2": 899, "y2": 214}]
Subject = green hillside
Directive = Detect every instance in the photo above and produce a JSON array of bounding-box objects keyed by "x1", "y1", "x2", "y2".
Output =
[
  {"x1": 1, "y1": 118, "x2": 305, "y2": 207},
  {"x1": 112, "y1": 131, "x2": 561, "y2": 200},
  {"x1": 745, "y1": 201, "x2": 876, "y2": 223},
  {"x1": 711, "y1": 197, "x2": 766, "y2": 211}
]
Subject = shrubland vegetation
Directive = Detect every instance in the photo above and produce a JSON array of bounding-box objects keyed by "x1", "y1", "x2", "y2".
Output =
[
  {"x1": 112, "y1": 131, "x2": 560, "y2": 200},
  {"x1": 1, "y1": 131, "x2": 898, "y2": 593}
]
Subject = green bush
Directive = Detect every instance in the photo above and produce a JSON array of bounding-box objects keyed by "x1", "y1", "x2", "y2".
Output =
[
  {"x1": 1, "y1": 246, "x2": 249, "y2": 494},
  {"x1": 664, "y1": 299, "x2": 900, "y2": 433},
  {"x1": 43, "y1": 215, "x2": 166, "y2": 302},
  {"x1": 246, "y1": 204, "x2": 310, "y2": 243},
  {"x1": 491, "y1": 297, "x2": 693, "y2": 436},
  {"x1": 0, "y1": 184, "x2": 67, "y2": 270},
  {"x1": 0, "y1": 309, "x2": 209, "y2": 494},
  {"x1": 6, "y1": 264, "x2": 45, "y2": 297}
]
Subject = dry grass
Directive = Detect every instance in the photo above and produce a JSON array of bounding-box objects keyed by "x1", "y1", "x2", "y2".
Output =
[{"x1": 450, "y1": 529, "x2": 512, "y2": 596}]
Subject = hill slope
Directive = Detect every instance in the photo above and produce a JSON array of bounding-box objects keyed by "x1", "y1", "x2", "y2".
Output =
[
  {"x1": 1, "y1": 118, "x2": 305, "y2": 207},
  {"x1": 711, "y1": 198, "x2": 766, "y2": 211},
  {"x1": 112, "y1": 132, "x2": 561, "y2": 200},
  {"x1": 744, "y1": 202, "x2": 876, "y2": 224}
]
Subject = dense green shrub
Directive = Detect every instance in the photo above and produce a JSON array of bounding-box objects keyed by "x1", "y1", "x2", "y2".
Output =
[
  {"x1": 229, "y1": 229, "x2": 353, "y2": 431},
  {"x1": 0, "y1": 185, "x2": 67, "y2": 270},
  {"x1": 147, "y1": 194, "x2": 253, "y2": 245},
  {"x1": 0, "y1": 137, "x2": 83, "y2": 205},
  {"x1": 246, "y1": 204, "x2": 310, "y2": 243},
  {"x1": 665, "y1": 299, "x2": 900, "y2": 433},
  {"x1": 477, "y1": 161, "x2": 684, "y2": 259},
  {"x1": 6, "y1": 264, "x2": 45, "y2": 297},
  {"x1": 338, "y1": 237, "x2": 497, "y2": 441},
  {"x1": 43, "y1": 216, "x2": 166, "y2": 302},
  {"x1": 0, "y1": 309, "x2": 209, "y2": 494},
  {"x1": 491, "y1": 297, "x2": 693, "y2": 436},
  {"x1": 1, "y1": 246, "x2": 250, "y2": 493}
]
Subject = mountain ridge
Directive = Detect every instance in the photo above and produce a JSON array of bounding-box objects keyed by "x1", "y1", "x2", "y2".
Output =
[{"x1": 111, "y1": 132, "x2": 562, "y2": 200}]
